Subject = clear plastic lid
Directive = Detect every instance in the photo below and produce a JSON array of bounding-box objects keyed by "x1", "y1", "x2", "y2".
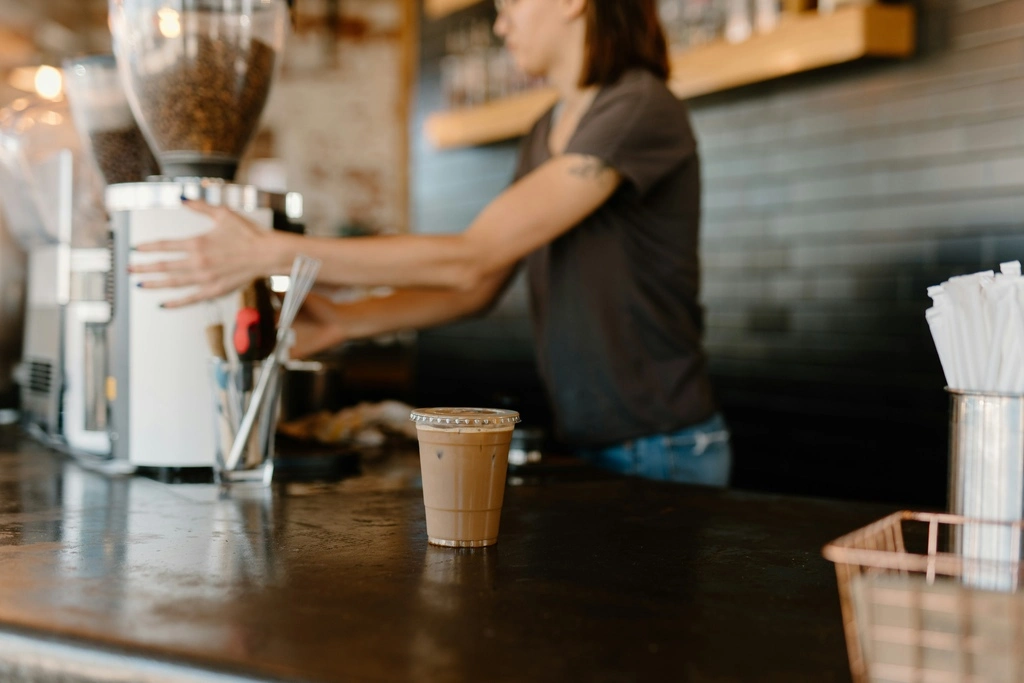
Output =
[{"x1": 410, "y1": 408, "x2": 521, "y2": 430}]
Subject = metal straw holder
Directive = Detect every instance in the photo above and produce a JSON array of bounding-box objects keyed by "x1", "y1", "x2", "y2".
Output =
[
  {"x1": 948, "y1": 388, "x2": 1024, "y2": 590},
  {"x1": 949, "y1": 389, "x2": 1024, "y2": 520}
]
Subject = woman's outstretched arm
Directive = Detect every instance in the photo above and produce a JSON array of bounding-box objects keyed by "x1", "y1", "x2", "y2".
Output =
[{"x1": 131, "y1": 154, "x2": 620, "y2": 308}]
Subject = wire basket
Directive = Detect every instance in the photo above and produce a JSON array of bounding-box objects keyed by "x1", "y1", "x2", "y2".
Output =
[{"x1": 823, "y1": 511, "x2": 1024, "y2": 683}]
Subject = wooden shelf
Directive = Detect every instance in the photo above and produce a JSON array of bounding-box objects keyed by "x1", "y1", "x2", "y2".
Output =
[
  {"x1": 424, "y1": 87, "x2": 558, "y2": 150},
  {"x1": 668, "y1": 3, "x2": 915, "y2": 98},
  {"x1": 425, "y1": 0, "x2": 482, "y2": 19},
  {"x1": 424, "y1": 3, "x2": 915, "y2": 150}
]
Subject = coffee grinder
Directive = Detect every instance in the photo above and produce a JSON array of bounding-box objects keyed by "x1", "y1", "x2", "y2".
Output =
[{"x1": 105, "y1": 0, "x2": 301, "y2": 474}]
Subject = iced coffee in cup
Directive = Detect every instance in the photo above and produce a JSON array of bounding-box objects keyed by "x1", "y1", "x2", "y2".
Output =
[{"x1": 410, "y1": 408, "x2": 521, "y2": 548}]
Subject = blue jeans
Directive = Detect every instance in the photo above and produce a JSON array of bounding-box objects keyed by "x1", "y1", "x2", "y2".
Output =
[{"x1": 579, "y1": 413, "x2": 732, "y2": 487}]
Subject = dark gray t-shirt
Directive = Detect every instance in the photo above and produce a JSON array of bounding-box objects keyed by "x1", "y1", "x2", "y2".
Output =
[{"x1": 516, "y1": 68, "x2": 716, "y2": 447}]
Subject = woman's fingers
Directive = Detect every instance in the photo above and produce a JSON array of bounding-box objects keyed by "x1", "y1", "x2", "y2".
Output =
[
  {"x1": 180, "y1": 198, "x2": 221, "y2": 217},
  {"x1": 128, "y1": 258, "x2": 188, "y2": 275},
  {"x1": 123, "y1": 201, "x2": 267, "y2": 308},
  {"x1": 137, "y1": 274, "x2": 206, "y2": 290},
  {"x1": 159, "y1": 289, "x2": 222, "y2": 310},
  {"x1": 157, "y1": 278, "x2": 238, "y2": 309},
  {"x1": 291, "y1": 319, "x2": 338, "y2": 359},
  {"x1": 134, "y1": 236, "x2": 200, "y2": 253},
  {"x1": 300, "y1": 292, "x2": 341, "y2": 323}
]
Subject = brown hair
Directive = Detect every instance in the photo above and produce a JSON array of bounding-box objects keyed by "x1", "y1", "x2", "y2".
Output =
[{"x1": 580, "y1": 0, "x2": 670, "y2": 87}]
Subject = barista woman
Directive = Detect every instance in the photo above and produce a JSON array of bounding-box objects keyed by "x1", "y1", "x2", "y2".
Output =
[{"x1": 131, "y1": 0, "x2": 732, "y2": 486}]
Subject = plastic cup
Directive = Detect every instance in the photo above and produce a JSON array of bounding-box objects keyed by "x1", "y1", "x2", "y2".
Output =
[{"x1": 411, "y1": 408, "x2": 520, "y2": 548}]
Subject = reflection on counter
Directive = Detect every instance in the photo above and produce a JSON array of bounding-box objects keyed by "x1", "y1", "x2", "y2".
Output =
[{"x1": 410, "y1": 545, "x2": 499, "y2": 679}]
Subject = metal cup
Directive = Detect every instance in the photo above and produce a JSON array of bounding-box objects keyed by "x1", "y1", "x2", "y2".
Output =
[{"x1": 948, "y1": 388, "x2": 1024, "y2": 590}]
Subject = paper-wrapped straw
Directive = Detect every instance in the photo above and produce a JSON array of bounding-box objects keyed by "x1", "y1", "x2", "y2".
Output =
[
  {"x1": 926, "y1": 307, "x2": 958, "y2": 387},
  {"x1": 925, "y1": 263, "x2": 1024, "y2": 392}
]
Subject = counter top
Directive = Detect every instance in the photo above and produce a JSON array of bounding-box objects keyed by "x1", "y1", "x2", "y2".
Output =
[{"x1": 0, "y1": 426, "x2": 895, "y2": 682}]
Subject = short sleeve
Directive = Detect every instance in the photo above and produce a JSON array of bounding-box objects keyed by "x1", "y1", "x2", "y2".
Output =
[
  {"x1": 513, "y1": 108, "x2": 554, "y2": 182},
  {"x1": 565, "y1": 71, "x2": 696, "y2": 196},
  {"x1": 513, "y1": 134, "x2": 533, "y2": 183}
]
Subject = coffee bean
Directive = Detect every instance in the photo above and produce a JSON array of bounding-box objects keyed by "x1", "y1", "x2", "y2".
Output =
[
  {"x1": 126, "y1": 35, "x2": 275, "y2": 172},
  {"x1": 89, "y1": 126, "x2": 159, "y2": 185}
]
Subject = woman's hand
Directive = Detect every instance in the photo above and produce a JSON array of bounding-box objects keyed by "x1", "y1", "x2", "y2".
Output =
[
  {"x1": 129, "y1": 200, "x2": 278, "y2": 309},
  {"x1": 290, "y1": 292, "x2": 349, "y2": 359}
]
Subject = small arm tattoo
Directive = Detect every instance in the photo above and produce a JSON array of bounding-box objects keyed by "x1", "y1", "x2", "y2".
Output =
[{"x1": 567, "y1": 155, "x2": 611, "y2": 180}]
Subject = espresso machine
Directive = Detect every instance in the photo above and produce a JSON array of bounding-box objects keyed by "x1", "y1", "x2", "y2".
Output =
[
  {"x1": 104, "y1": 0, "x2": 302, "y2": 474},
  {"x1": 0, "y1": 96, "x2": 113, "y2": 457}
]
